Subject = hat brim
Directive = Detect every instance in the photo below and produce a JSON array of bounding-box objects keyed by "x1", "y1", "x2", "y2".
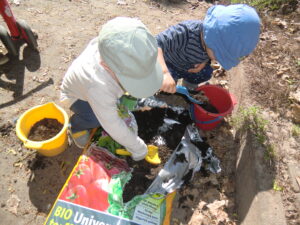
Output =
[
  {"x1": 116, "y1": 60, "x2": 163, "y2": 99},
  {"x1": 211, "y1": 44, "x2": 239, "y2": 70},
  {"x1": 203, "y1": 6, "x2": 239, "y2": 70}
]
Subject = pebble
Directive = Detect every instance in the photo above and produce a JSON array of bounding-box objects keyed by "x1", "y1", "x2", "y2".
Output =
[{"x1": 35, "y1": 215, "x2": 46, "y2": 224}]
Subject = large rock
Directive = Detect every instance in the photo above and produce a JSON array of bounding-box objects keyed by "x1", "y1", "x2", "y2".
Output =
[
  {"x1": 289, "y1": 89, "x2": 300, "y2": 103},
  {"x1": 289, "y1": 89, "x2": 300, "y2": 123},
  {"x1": 291, "y1": 103, "x2": 300, "y2": 123}
]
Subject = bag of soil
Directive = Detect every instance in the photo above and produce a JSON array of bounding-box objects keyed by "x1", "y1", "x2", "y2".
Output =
[
  {"x1": 44, "y1": 145, "x2": 135, "y2": 225},
  {"x1": 45, "y1": 96, "x2": 221, "y2": 225},
  {"x1": 44, "y1": 144, "x2": 176, "y2": 225}
]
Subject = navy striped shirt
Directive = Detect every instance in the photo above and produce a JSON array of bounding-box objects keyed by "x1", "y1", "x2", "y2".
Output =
[{"x1": 156, "y1": 20, "x2": 209, "y2": 72}]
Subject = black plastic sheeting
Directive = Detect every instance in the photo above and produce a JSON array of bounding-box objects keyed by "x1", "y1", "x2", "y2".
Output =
[{"x1": 134, "y1": 96, "x2": 221, "y2": 194}]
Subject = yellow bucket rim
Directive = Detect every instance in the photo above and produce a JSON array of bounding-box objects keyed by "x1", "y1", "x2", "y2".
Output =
[{"x1": 16, "y1": 102, "x2": 69, "y2": 146}]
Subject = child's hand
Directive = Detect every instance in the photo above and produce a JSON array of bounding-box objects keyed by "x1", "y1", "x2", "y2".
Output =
[
  {"x1": 160, "y1": 72, "x2": 176, "y2": 93},
  {"x1": 188, "y1": 62, "x2": 207, "y2": 73}
]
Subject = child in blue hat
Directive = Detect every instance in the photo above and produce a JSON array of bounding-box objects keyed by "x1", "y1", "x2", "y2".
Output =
[{"x1": 158, "y1": 4, "x2": 261, "y2": 93}]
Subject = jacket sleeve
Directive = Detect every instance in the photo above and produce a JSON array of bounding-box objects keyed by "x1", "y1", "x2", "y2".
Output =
[{"x1": 87, "y1": 87, "x2": 147, "y2": 160}]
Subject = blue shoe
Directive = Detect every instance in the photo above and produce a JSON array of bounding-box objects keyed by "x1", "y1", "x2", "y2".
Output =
[{"x1": 70, "y1": 130, "x2": 90, "y2": 149}]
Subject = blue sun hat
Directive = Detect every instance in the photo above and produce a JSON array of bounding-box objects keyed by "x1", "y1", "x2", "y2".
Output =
[{"x1": 203, "y1": 4, "x2": 261, "y2": 70}]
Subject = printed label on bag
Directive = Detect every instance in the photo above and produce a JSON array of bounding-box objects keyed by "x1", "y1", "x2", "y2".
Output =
[{"x1": 132, "y1": 194, "x2": 165, "y2": 225}]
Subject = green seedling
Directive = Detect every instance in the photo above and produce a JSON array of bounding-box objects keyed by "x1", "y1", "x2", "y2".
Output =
[
  {"x1": 231, "y1": 106, "x2": 268, "y2": 142},
  {"x1": 286, "y1": 78, "x2": 297, "y2": 86},
  {"x1": 273, "y1": 181, "x2": 283, "y2": 191},
  {"x1": 231, "y1": 0, "x2": 292, "y2": 10},
  {"x1": 292, "y1": 124, "x2": 300, "y2": 137},
  {"x1": 231, "y1": 106, "x2": 277, "y2": 161},
  {"x1": 264, "y1": 144, "x2": 276, "y2": 161}
]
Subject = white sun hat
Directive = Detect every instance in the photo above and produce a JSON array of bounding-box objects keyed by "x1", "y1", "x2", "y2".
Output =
[{"x1": 98, "y1": 17, "x2": 163, "y2": 98}]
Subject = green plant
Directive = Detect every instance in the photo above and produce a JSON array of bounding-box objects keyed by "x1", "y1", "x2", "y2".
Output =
[
  {"x1": 273, "y1": 181, "x2": 283, "y2": 191},
  {"x1": 231, "y1": 106, "x2": 276, "y2": 160},
  {"x1": 233, "y1": 106, "x2": 269, "y2": 143},
  {"x1": 231, "y1": 0, "x2": 293, "y2": 10},
  {"x1": 292, "y1": 124, "x2": 300, "y2": 137},
  {"x1": 286, "y1": 78, "x2": 297, "y2": 86},
  {"x1": 264, "y1": 144, "x2": 276, "y2": 160}
]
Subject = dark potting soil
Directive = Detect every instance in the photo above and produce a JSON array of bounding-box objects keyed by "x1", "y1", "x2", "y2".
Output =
[
  {"x1": 122, "y1": 107, "x2": 192, "y2": 202},
  {"x1": 199, "y1": 103, "x2": 219, "y2": 114},
  {"x1": 28, "y1": 118, "x2": 63, "y2": 141},
  {"x1": 154, "y1": 92, "x2": 190, "y2": 109},
  {"x1": 158, "y1": 90, "x2": 219, "y2": 114},
  {"x1": 123, "y1": 145, "x2": 171, "y2": 203},
  {"x1": 190, "y1": 91, "x2": 219, "y2": 114},
  {"x1": 133, "y1": 107, "x2": 192, "y2": 149}
]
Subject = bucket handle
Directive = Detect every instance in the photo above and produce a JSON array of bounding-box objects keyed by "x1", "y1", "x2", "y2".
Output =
[
  {"x1": 189, "y1": 104, "x2": 223, "y2": 124},
  {"x1": 24, "y1": 139, "x2": 44, "y2": 149}
]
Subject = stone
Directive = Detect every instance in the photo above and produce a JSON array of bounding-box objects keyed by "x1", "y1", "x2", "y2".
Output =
[
  {"x1": 289, "y1": 89, "x2": 300, "y2": 103},
  {"x1": 294, "y1": 193, "x2": 300, "y2": 211},
  {"x1": 291, "y1": 104, "x2": 300, "y2": 123},
  {"x1": 6, "y1": 194, "x2": 20, "y2": 215},
  {"x1": 287, "y1": 163, "x2": 300, "y2": 193}
]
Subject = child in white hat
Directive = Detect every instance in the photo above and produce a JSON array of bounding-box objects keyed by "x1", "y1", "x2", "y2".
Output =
[{"x1": 60, "y1": 17, "x2": 163, "y2": 161}]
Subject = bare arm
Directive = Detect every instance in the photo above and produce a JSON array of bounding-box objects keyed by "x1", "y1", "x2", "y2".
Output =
[
  {"x1": 157, "y1": 47, "x2": 176, "y2": 93},
  {"x1": 187, "y1": 62, "x2": 208, "y2": 73}
]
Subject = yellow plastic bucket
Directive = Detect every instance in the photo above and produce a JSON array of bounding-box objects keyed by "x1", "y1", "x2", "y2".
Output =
[{"x1": 16, "y1": 102, "x2": 69, "y2": 157}]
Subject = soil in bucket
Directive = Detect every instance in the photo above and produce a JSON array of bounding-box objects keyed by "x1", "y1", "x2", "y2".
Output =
[
  {"x1": 192, "y1": 85, "x2": 235, "y2": 131},
  {"x1": 28, "y1": 118, "x2": 63, "y2": 141},
  {"x1": 190, "y1": 90, "x2": 219, "y2": 114},
  {"x1": 122, "y1": 107, "x2": 191, "y2": 202}
]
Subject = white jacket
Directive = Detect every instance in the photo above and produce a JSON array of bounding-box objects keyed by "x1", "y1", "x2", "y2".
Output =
[{"x1": 60, "y1": 38, "x2": 147, "y2": 160}]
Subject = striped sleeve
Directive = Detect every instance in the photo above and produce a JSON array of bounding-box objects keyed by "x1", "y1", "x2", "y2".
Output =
[
  {"x1": 156, "y1": 20, "x2": 209, "y2": 71},
  {"x1": 156, "y1": 23, "x2": 188, "y2": 52}
]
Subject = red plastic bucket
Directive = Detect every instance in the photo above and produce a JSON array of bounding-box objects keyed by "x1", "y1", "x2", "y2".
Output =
[{"x1": 190, "y1": 85, "x2": 237, "y2": 130}]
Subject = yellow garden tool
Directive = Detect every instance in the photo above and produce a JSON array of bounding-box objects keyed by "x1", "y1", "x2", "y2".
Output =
[{"x1": 116, "y1": 145, "x2": 161, "y2": 165}]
